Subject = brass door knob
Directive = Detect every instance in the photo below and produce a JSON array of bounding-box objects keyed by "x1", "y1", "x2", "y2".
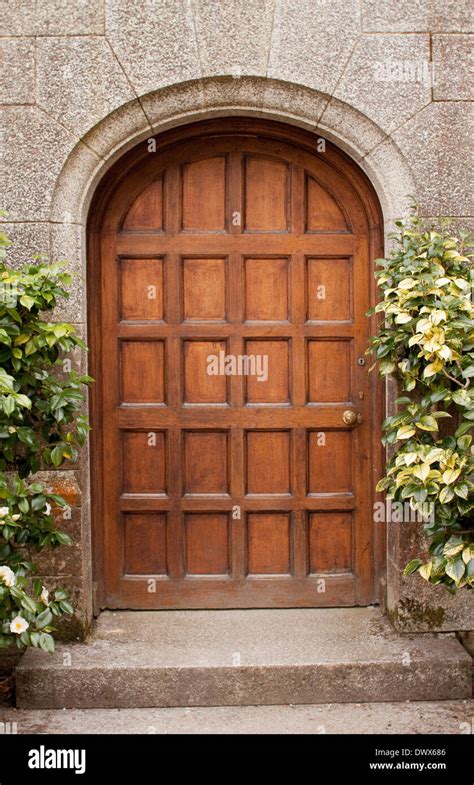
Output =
[{"x1": 342, "y1": 409, "x2": 361, "y2": 425}]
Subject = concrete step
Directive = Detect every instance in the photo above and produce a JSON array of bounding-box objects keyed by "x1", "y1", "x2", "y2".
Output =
[
  {"x1": 16, "y1": 608, "x2": 472, "y2": 709},
  {"x1": 3, "y1": 701, "x2": 474, "y2": 734}
]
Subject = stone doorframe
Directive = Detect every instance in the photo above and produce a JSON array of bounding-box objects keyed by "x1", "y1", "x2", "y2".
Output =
[{"x1": 49, "y1": 76, "x2": 471, "y2": 635}]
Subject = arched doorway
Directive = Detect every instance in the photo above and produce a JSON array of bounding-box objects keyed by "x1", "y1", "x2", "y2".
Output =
[{"x1": 88, "y1": 117, "x2": 384, "y2": 610}]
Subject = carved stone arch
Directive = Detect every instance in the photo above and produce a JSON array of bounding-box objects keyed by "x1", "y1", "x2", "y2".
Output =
[
  {"x1": 50, "y1": 77, "x2": 416, "y2": 229},
  {"x1": 48, "y1": 76, "x2": 417, "y2": 616}
]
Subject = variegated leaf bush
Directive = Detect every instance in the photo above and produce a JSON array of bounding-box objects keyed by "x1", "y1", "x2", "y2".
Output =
[
  {"x1": 368, "y1": 208, "x2": 473, "y2": 592},
  {"x1": 0, "y1": 218, "x2": 92, "y2": 651}
]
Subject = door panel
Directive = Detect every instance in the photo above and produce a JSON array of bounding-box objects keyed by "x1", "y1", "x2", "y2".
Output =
[{"x1": 90, "y1": 121, "x2": 382, "y2": 609}]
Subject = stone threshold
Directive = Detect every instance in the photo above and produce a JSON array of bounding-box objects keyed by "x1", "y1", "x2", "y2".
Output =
[{"x1": 16, "y1": 608, "x2": 472, "y2": 709}]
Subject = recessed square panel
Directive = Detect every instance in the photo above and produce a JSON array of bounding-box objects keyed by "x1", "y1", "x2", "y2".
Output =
[
  {"x1": 247, "y1": 513, "x2": 290, "y2": 574},
  {"x1": 183, "y1": 258, "x2": 226, "y2": 321},
  {"x1": 183, "y1": 340, "x2": 228, "y2": 404},
  {"x1": 246, "y1": 431, "x2": 291, "y2": 495},
  {"x1": 123, "y1": 431, "x2": 166, "y2": 494},
  {"x1": 307, "y1": 340, "x2": 351, "y2": 402},
  {"x1": 245, "y1": 339, "x2": 290, "y2": 404},
  {"x1": 184, "y1": 431, "x2": 229, "y2": 494},
  {"x1": 182, "y1": 157, "x2": 226, "y2": 231},
  {"x1": 120, "y1": 258, "x2": 164, "y2": 321},
  {"x1": 121, "y1": 341, "x2": 165, "y2": 403},
  {"x1": 244, "y1": 157, "x2": 289, "y2": 231},
  {"x1": 307, "y1": 258, "x2": 351, "y2": 321},
  {"x1": 185, "y1": 514, "x2": 229, "y2": 574},
  {"x1": 308, "y1": 430, "x2": 352, "y2": 494},
  {"x1": 245, "y1": 258, "x2": 288, "y2": 321},
  {"x1": 124, "y1": 514, "x2": 167, "y2": 575},
  {"x1": 309, "y1": 512, "x2": 352, "y2": 573}
]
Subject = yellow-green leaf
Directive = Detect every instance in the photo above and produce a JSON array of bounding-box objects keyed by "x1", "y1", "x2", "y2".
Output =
[
  {"x1": 395, "y1": 312, "x2": 412, "y2": 324},
  {"x1": 431, "y1": 310, "x2": 447, "y2": 325},
  {"x1": 419, "y1": 562, "x2": 432, "y2": 581},
  {"x1": 416, "y1": 318, "x2": 432, "y2": 334},
  {"x1": 424, "y1": 361, "x2": 443, "y2": 378},
  {"x1": 425, "y1": 448, "x2": 445, "y2": 464},
  {"x1": 445, "y1": 559, "x2": 465, "y2": 584},
  {"x1": 462, "y1": 547, "x2": 474, "y2": 564},
  {"x1": 416, "y1": 416, "x2": 439, "y2": 432},
  {"x1": 444, "y1": 542, "x2": 464, "y2": 558},
  {"x1": 442, "y1": 468, "x2": 461, "y2": 485},
  {"x1": 396, "y1": 425, "x2": 416, "y2": 440},
  {"x1": 413, "y1": 463, "x2": 431, "y2": 482},
  {"x1": 398, "y1": 278, "x2": 417, "y2": 289},
  {"x1": 439, "y1": 486, "x2": 454, "y2": 503},
  {"x1": 437, "y1": 345, "x2": 452, "y2": 361}
]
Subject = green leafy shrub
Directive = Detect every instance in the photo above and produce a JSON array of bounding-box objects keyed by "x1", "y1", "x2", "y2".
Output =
[
  {"x1": 369, "y1": 208, "x2": 473, "y2": 592},
  {"x1": 0, "y1": 222, "x2": 92, "y2": 651}
]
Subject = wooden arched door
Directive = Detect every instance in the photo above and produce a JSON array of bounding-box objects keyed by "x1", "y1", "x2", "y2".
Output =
[{"x1": 88, "y1": 118, "x2": 383, "y2": 609}]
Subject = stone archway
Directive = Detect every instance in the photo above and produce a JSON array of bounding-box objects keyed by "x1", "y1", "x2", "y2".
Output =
[
  {"x1": 48, "y1": 76, "x2": 418, "y2": 623},
  {"x1": 50, "y1": 77, "x2": 416, "y2": 227}
]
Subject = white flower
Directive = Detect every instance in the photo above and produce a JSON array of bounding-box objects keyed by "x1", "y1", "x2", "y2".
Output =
[
  {"x1": 0, "y1": 507, "x2": 9, "y2": 518},
  {"x1": 0, "y1": 565, "x2": 15, "y2": 587},
  {"x1": 10, "y1": 616, "x2": 29, "y2": 635},
  {"x1": 11, "y1": 514, "x2": 20, "y2": 521},
  {"x1": 40, "y1": 586, "x2": 49, "y2": 605},
  {"x1": 44, "y1": 503, "x2": 52, "y2": 516}
]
